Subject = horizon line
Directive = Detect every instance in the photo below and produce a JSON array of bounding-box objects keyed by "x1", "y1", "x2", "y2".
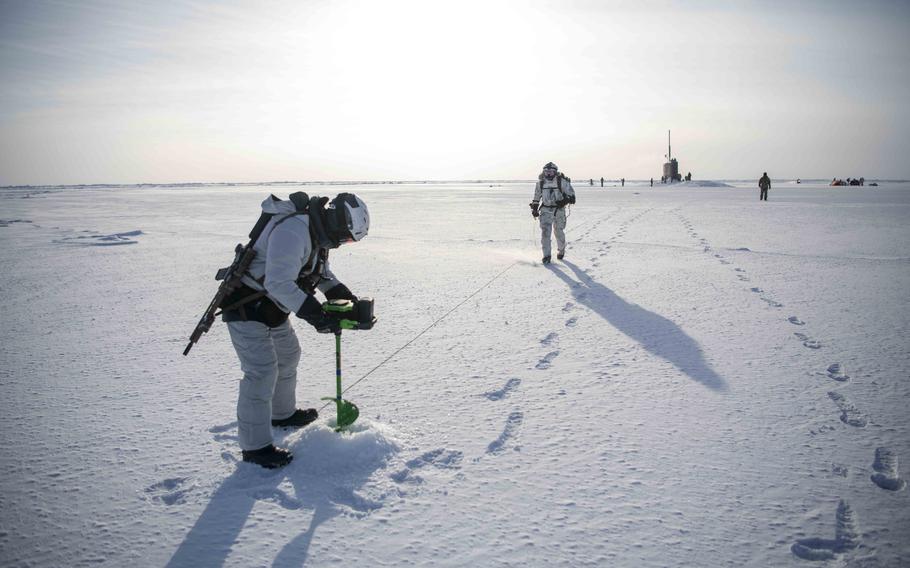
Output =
[{"x1": 4, "y1": 177, "x2": 908, "y2": 189}]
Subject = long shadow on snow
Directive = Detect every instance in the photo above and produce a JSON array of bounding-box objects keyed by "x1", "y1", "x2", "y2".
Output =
[
  {"x1": 550, "y1": 260, "x2": 727, "y2": 391},
  {"x1": 166, "y1": 465, "x2": 284, "y2": 568},
  {"x1": 166, "y1": 428, "x2": 392, "y2": 568}
]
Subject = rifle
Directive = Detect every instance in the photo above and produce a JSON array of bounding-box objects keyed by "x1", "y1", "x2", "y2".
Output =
[{"x1": 182, "y1": 204, "x2": 277, "y2": 356}]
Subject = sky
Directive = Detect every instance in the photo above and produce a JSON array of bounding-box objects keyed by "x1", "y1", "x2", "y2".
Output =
[{"x1": 1, "y1": 0, "x2": 909, "y2": 185}]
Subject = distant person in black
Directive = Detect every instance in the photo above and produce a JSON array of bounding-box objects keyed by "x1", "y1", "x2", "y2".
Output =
[
  {"x1": 650, "y1": 177, "x2": 653, "y2": 187},
  {"x1": 759, "y1": 172, "x2": 771, "y2": 201},
  {"x1": 621, "y1": 178, "x2": 625, "y2": 187},
  {"x1": 600, "y1": 177, "x2": 604, "y2": 187}
]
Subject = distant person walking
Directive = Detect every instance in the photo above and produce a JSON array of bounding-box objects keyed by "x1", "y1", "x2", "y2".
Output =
[
  {"x1": 759, "y1": 172, "x2": 771, "y2": 201},
  {"x1": 530, "y1": 162, "x2": 576, "y2": 264},
  {"x1": 621, "y1": 177, "x2": 625, "y2": 187},
  {"x1": 600, "y1": 177, "x2": 604, "y2": 187},
  {"x1": 650, "y1": 177, "x2": 653, "y2": 187}
]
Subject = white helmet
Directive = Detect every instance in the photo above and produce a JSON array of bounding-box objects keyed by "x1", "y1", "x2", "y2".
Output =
[{"x1": 326, "y1": 193, "x2": 370, "y2": 244}]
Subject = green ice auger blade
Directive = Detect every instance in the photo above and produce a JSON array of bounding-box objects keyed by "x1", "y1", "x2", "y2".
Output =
[
  {"x1": 319, "y1": 396, "x2": 359, "y2": 430},
  {"x1": 336, "y1": 399, "x2": 359, "y2": 429}
]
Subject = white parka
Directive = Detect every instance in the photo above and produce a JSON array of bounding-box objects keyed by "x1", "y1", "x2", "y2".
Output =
[{"x1": 240, "y1": 196, "x2": 342, "y2": 314}]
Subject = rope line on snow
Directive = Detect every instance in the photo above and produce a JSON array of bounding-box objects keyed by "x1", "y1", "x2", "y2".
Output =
[{"x1": 320, "y1": 260, "x2": 520, "y2": 408}]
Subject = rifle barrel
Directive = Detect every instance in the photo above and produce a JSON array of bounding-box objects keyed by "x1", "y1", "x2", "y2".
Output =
[{"x1": 183, "y1": 239, "x2": 259, "y2": 356}]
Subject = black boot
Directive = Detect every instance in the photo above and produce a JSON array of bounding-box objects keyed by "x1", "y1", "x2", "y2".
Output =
[
  {"x1": 557, "y1": 251, "x2": 565, "y2": 260},
  {"x1": 272, "y1": 408, "x2": 318, "y2": 429},
  {"x1": 241, "y1": 444, "x2": 293, "y2": 469},
  {"x1": 542, "y1": 255, "x2": 551, "y2": 264}
]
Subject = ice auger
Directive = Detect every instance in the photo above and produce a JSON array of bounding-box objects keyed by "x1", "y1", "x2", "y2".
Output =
[{"x1": 320, "y1": 298, "x2": 375, "y2": 431}]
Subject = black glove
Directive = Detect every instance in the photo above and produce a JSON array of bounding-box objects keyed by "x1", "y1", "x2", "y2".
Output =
[
  {"x1": 555, "y1": 198, "x2": 568, "y2": 208},
  {"x1": 296, "y1": 295, "x2": 341, "y2": 334},
  {"x1": 325, "y1": 283, "x2": 356, "y2": 302},
  {"x1": 530, "y1": 202, "x2": 539, "y2": 218},
  {"x1": 568, "y1": 194, "x2": 576, "y2": 205}
]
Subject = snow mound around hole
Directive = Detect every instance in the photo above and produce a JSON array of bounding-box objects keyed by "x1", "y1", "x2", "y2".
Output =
[{"x1": 290, "y1": 418, "x2": 402, "y2": 475}]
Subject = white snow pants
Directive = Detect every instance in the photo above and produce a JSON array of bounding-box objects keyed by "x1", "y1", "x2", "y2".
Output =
[
  {"x1": 539, "y1": 207, "x2": 567, "y2": 258},
  {"x1": 227, "y1": 319, "x2": 301, "y2": 451}
]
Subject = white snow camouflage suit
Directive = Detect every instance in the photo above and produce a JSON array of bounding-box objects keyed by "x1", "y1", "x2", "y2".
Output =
[
  {"x1": 533, "y1": 174, "x2": 576, "y2": 258},
  {"x1": 227, "y1": 196, "x2": 346, "y2": 451}
]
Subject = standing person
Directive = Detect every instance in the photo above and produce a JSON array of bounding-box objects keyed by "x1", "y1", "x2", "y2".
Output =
[
  {"x1": 600, "y1": 177, "x2": 604, "y2": 187},
  {"x1": 530, "y1": 162, "x2": 576, "y2": 264},
  {"x1": 759, "y1": 172, "x2": 771, "y2": 201},
  {"x1": 621, "y1": 177, "x2": 625, "y2": 187},
  {"x1": 650, "y1": 177, "x2": 654, "y2": 187},
  {"x1": 220, "y1": 192, "x2": 370, "y2": 468}
]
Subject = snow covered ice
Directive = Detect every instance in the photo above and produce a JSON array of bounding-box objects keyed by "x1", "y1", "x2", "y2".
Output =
[{"x1": 1, "y1": 180, "x2": 909, "y2": 567}]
